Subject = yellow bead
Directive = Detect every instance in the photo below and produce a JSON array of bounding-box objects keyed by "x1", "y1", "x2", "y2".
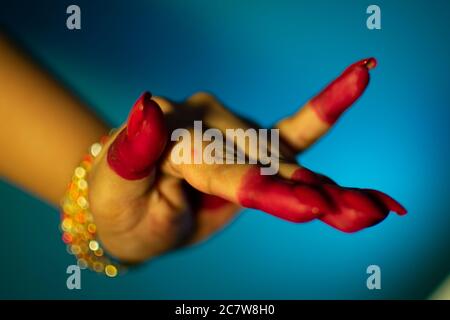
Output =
[
  {"x1": 89, "y1": 240, "x2": 99, "y2": 251},
  {"x1": 93, "y1": 262, "x2": 104, "y2": 273},
  {"x1": 74, "y1": 225, "x2": 84, "y2": 234},
  {"x1": 90, "y1": 143, "x2": 102, "y2": 157},
  {"x1": 74, "y1": 167, "x2": 86, "y2": 179},
  {"x1": 77, "y1": 258, "x2": 88, "y2": 269},
  {"x1": 87, "y1": 223, "x2": 97, "y2": 234},
  {"x1": 71, "y1": 245, "x2": 81, "y2": 255},
  {"x1": 77, "y1": 196, "x2": 88, "y2": 209},
  {"x1": 77, "y1": 179, "x2": 88, "y2": 190},
  {"x1": 61, "y1": 218, "x2": 73, "y2": 231},
  {"x1": 69, "y1": 188, "x2": 80, "y2": 201},
  {"x1": 94, "y1": 248, "x2": 104, "y2": 257},
  {"x1": 63, "y1": 201, "x2": 76, "y2": 213},
  {"x1": 105, "y1": 265, "x2": 118, "y2": 277},
  {"x1": 81, "y1": 232, "x2": 90, "y2": 241},
  {"x1": 80, "y1": 243, "x2": 89, "y2": 254}
]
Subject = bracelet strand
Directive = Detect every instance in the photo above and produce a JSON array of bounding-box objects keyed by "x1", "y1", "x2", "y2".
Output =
[{"x1": 60, "y1": 133, "x2": 123, "y2": 277}]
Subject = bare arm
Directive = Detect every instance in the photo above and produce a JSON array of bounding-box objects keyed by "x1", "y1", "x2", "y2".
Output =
[{"x1": 0, "y1": 34, "x2": 109, "y2": 204}]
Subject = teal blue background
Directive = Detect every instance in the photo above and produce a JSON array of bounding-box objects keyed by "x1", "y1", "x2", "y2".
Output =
[{"x1": 1, "y1": 0, "x2": 449, "y2": 299}]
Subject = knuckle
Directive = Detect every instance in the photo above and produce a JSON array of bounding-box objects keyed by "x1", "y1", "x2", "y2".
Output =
[
  {"x1": 187, "y1": 91, "x2": 216, "y2": 104},
  {"x1": 152, "y1": 96, "x2": 173, "y2": 113}
]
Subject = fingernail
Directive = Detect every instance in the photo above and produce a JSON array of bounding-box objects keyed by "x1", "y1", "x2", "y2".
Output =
[
  {"x1": 348, "y1": 57, "x2": 377, "y2": 70},
  {"x1": 363, "y1": 189, "x2": 407, "y2": 215},
  {"x1": 310, "y1": 57, "x2": 375, "y2": 124},
  {"x1": 107, "y1": 92, "x2": 167, "y2": 180}
]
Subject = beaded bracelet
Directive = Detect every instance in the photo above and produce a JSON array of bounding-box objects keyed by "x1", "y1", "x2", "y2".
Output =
[{"x1": 60, "y1": 133, "x2": 123, "y2": 277}]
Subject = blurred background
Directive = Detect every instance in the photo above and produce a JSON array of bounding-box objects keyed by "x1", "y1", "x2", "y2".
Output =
[{"x1": 0, "y1": 0, "x2": 449, "y2": 299}]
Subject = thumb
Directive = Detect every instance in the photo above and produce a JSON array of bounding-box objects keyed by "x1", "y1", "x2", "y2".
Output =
[
  {"x1": 107, "y1": 91, "x2": 167, "y2": 180},
  {"x1": 82, "y1": 92, "x2": 168, "y2": 262},
  {"x1": 89, "y1": 92, "x2": 167, "y2": 215}
]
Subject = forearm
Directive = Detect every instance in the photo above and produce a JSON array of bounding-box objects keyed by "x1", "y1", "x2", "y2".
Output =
[{"x1": 0, "y1": 34, "x2": 109, "y2": 205}]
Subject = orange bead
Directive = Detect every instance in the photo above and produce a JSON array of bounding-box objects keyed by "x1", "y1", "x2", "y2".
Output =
[
  {"x1": 87, "y1": 223, "x2": 97, "y2": 234},
  {"x1": 62, "y1": 232, "x2": 73, "y2": 244},
  {"x1": 75, "y1": 212, "x2": 86, "y2": 223}
]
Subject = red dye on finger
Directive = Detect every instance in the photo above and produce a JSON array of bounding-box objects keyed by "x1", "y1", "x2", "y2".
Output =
[
  {"x1": 310, "y1": 57, "x2": 376, "y2": 124},
  {"x1": 291, "y1": 167, "x2": 336, "y2": 185},
  {"x1": 319, "y1": 184, "x2": 407, "y2": 233},
  {"x1": 200, "y1": 194, "x2": 232, "y2": 210},
  {"x1": 237, "y1": 167, "x2": 332, "y2": 222},
  {"x1": 318, "y1": 185, "x2": 388, "y2": 233},
  {"x1": 107, "y1": 92, "x2": 167, "y2": 180},
  {"x1": 237, "y1": 166, "x2": 406, "y2": 232},
  {"x1": 362, "y1": 189, "x2": 407, "y2": 215}
]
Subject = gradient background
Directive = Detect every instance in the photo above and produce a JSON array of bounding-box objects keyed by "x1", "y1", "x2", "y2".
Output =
[{"x1": 1, "y1": 0, "x2": 449, "y2": 299}]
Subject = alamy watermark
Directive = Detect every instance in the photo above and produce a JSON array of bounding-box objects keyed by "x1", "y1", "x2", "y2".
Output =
[
  {"x1": 66, "y1": 265, "x2": 81, "y2": 290},
  {"x1": 66, "y1": 4, "x2": 381, "y2": 31},
  {"x1": 170, "y1": 121, "x2": 280, "y2": 175},
  {"x1": 366, "y1": 5, "x2": 381, "y2": 30},
  {"x1": 66, "y1": 5, "x2": 81, "y2": 30},
  {"x1": 366, "y1": 265, "x2": 381, "y2": 290}
]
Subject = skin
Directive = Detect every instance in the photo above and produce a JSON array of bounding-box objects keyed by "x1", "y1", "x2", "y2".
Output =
[{"x1": 0, "y1": 34, "x2": 406, "y2": 264}]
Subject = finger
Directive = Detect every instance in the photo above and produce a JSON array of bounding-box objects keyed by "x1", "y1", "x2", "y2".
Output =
[
  {"x1": 277, "y1": 161, "x2": 337, "y2": 185},
  {"x1": 171, "y1": 157, "x2": 333, "y2": 223},
  {"x1": 107, "y1": 92, "x2": 167, "y2": 180},
  {"x1": 169, "y1": 128, "x2": 406, "y2": 231},
  {"x1": 89, "y1": 92, "x2": 167, "y2": 215},
  {"x1": 276, "y1": 162, "x2": 407, "y2": 232},
  {"x1": 184, "y1": 92, "x2": 255, "y2": 137},
  {"x1": 362, "y1": 189, "x2": 407, "y2": 216},
  {"x1": 184, "y1": 92, "x2": 291, "y2": 162},
  {"x1": 318, "y1": 184, "x2": 406, "y2": 233},
  {"x1": 276, "y1": 58, "x2": 377, "y2": 153}
]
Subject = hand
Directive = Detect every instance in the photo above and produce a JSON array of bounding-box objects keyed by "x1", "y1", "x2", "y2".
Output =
[{"x1": 87, "y1": 58, "x2": 406, "y2": 263}]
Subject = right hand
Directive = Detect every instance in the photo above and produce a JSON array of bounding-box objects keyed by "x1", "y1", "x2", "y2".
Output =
[{"x1": 88, "y1": 59, "x2": 406, "y2": 263}]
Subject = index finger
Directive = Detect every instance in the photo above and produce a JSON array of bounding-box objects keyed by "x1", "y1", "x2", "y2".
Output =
[{"x1": 276, "y1": 58, "x2": 376, "y2": 153}]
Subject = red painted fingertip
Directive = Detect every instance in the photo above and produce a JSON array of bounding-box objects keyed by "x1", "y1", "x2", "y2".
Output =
[
  {"x1": 363, "y1": 189, "x2": 407, "y2": 215},
  {"x1": 340, "y1": 188, "x2": 385, "y2": 219},
  {"x1": 310, "y1": 57, "x2": 376, "y2": 124},
  {"x1": 347, "y1": 57, "x2": 377, "y2": 70},
  {"x1": 365, "y1": 57, "x2": 377, "y2": 70},
  {"x1": 237, "y1": 168, "x2": 332, "y2": 223},
  {"x1": 107, "y1": 92, "x2": 167, "y2": 180}
]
